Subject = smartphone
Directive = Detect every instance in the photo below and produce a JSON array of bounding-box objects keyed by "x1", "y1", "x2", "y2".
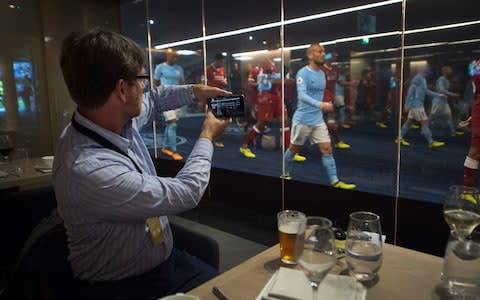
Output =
[{"x1": 207, "y1": 95, "x2": 245, "y2": 118}]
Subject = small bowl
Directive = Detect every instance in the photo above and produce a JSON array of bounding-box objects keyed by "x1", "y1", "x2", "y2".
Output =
[{"x1": 41, "y1": 156, "x2": 54, "y2": 168}]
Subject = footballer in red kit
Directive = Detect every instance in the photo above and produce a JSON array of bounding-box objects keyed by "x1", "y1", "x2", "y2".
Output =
[
  {"x1": 319, "y1": 53, "x2": 351, "y2": 149},
  {"x1": 239, "y1": 55, "x2": 305, "y2": 162}
]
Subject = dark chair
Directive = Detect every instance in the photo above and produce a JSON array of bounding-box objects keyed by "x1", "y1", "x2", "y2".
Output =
[
  {"x1": 0, "y1": 186, "x2": 220, "y2": 300},
  {"x1": 0, "y1": 209, "x2": 77, "y2": 300},
  {"x1": 170, "y1": 221, "x2": 220, "y2": 270}
]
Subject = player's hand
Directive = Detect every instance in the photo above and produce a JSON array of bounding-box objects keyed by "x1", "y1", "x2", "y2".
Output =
[
  {"x1": 320, "y1": 102, "x2": 333, "y2": 112},
  {"x1": 458, "y1": 116, "x2": 472, "y2": 128}
]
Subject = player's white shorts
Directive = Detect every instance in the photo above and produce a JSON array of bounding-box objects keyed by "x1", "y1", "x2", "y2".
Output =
[
  {"x1": 407, "y1": 107, "x2": 429, "y2": 121},
  {"x1": 291, "y1": 122, "x2": 331, "y2": 145},
  {"x1": 430, "y1": 103, "x2": 452, "y2": 116},
  {"x1": 163, "y1": 109, "x2": 180, "y2": 121},
  {"x1": 334, "y1": 95, "x2": 345, "y2": 107}
]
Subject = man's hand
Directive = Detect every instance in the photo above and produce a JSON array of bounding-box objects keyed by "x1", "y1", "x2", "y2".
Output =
[
  {"x1": 199, "y1": 110, "x2": 232, "y2": 142},
  {"x1": 193, "y1": 84, "x2": 232, "y2": 107}
]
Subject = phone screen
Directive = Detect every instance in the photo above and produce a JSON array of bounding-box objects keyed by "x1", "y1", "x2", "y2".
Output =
[{"x1": 207, "y1": 95, "x2": 245, "y2": 118}]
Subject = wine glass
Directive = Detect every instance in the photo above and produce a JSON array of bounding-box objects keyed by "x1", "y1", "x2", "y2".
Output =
[
  {"x1": 443, "y1": 185, "x2": 480, "y2": 239},
  {"x1": 345, "y1": 211, "x2": 383, "y2": 285},
  {"x1": 0, "y1": 135, "x2": 14, "y2": 163},
  {"x1": 297, "y1": 216, "x2": 337, "y2": 300}
]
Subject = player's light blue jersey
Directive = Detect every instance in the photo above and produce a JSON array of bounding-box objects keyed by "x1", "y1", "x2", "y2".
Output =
[
  {"x1": 293, "y1": 66, "x2": 326, "y2": 125},
  {"x1": 405, "y1": 74, "x2": 441, "y2": 109},
  {"x1": 433, "y1": 76, "x2": 455, "y2": 105},
  {"x1": 154, "y1": 62, "x2": 184, "y2": 85}
]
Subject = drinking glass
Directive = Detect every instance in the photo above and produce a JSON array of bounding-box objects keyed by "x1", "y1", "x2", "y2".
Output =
[
  {"x1": 297, "y1": 216, "x2": 337, "y2": 300},
  {"x1": 345, "y1": 211, "x2": 383, "y2": 284},
  {"x1": 0, "y1": 135, "x2": 14, "y2": 163},
  {"x1": 443, "y1": 185, "x2": 480, "y2": 239},
  {"x1": 277, "y1": 210, "x2": 307, "y2": 265},
  {"x1": 439, "y1": 230, "x2": 480, "y2": 298}
]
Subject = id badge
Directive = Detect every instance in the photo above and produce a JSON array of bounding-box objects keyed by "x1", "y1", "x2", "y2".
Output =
[{"x1": 146, "y1": 217, "x2": 164, "y2": 246}]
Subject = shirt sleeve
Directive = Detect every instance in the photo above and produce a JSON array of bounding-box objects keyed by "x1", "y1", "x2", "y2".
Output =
[
  {"x1": 67, "y1": 138, "x2": 213, "y2": 222},
  {"x1": 153, "y1": 64, "x2": 161, "y2": 81},
  {"x1": 436, "y1": 77, "x2": 456, "y2": 97},
  {"x1": 136, "y1": 85, "x2": 195, "y2": 130},
  {"x1": 423, "y1": 83, "x2": 442, "y2": 98},
  {"x1": 179, "y1": 66, "x2": 185, "y2": 82}
]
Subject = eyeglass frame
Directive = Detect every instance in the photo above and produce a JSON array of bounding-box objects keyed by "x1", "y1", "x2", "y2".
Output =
[{"x1": 135, "y1": 74, "x2": 151, "y2": 85}]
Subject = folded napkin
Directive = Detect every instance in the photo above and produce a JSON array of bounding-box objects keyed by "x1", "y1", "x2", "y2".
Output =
[{"x1": 257, "y1": 267, "x2": 366, "y2": 300}]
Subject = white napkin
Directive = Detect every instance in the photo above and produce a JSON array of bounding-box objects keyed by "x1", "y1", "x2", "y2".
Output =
[{"x1": 257, "y1": 267, "x2": 366, "y2": 300}]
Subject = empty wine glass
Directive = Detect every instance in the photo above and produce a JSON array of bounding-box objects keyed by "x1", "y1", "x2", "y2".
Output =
[
  {"x1": 0, "y1": 135, "x2": 14, "y2": 163},
  {"x1": 297, "y1": 216, "x2": 337, "y2": 300},
  {"x1": 443, "y1": 185, "x2": 480, "y2": 239},
  {"x1": 345, "y1": 211, "x2": 383, "y2": 285}
]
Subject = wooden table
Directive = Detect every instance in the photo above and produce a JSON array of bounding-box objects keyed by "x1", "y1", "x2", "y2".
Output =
[
  {"x1": 189, "y1": 243, "x2": 444, "y2": 300},
  {"x1": 0, "y1": 157, "x2": 52, "y2": 190}
]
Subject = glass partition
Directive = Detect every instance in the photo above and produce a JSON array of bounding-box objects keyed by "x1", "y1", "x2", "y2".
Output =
[
  {"x1": 400, "y1": 0, "x2": 479, "y2": 204},
  {"x1": 144, "y1": 0, "x2": 204, "y2": 159},
  {"x1": 3, "y1": 0, "x2": 478, "y2": 254},
  {"x1": 283, "y1": 0, "x2": 403, "y2": 197}
]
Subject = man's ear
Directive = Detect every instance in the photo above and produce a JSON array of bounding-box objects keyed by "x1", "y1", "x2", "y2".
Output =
[{"x1": 114, "y1": 79, "x2": 129, "y2": 104}]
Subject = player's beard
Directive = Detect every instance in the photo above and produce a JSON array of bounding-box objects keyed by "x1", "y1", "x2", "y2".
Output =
[{"x1": 314, "y1": 60, "x2": 324, "y2": 67}]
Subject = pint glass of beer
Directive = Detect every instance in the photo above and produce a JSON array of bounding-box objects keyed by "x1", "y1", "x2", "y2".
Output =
[{"x1": 277, "y1": 210, "x2": 307, "y2": 264}]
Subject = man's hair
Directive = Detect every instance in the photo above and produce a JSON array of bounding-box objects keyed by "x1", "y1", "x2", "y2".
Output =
[
  {"x1": 60, "y1": 28, "x2": 145, "y2": 109},
  {"x1": 306, "y1": 43, "x2": 320, "y2": 57},
  {"x1": 214, "y1": 53, "x2": 224, "y2": 60}
]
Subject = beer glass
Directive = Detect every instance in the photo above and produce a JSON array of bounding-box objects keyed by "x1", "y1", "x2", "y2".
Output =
[{"x1": 277, "y1": 210, "x2": 307, "y2": 264}]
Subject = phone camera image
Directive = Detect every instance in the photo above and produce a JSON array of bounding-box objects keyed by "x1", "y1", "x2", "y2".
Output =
[{"x1": 207, "y1": 95, "x2": 245, "y2": 118}]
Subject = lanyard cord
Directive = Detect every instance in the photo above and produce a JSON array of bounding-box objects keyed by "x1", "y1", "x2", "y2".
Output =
[{"x1": 70, "y1": 114, "x2": 143, "y2": 174}]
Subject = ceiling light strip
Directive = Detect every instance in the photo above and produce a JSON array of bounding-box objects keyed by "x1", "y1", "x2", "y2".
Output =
[
  {"x1": 233, "y1": 20, "x2": 479, "y2": 57},
  {"x1": 154, "y1": 0, "x2": 401, "y2": 49}
]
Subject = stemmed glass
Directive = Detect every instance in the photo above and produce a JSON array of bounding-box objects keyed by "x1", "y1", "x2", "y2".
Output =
[
  {"x1": 0, "y1": 135, "x2": 14, "y2": 164},
  {"x1": 443, "y1": 185, "x2": 480, "y2": 239},
  {"x1": 297, "y1": 216, "x2": 337, "y2": 300},
  {"x1": 345, "y1": 211, "x2": 383, "y2": 285}
]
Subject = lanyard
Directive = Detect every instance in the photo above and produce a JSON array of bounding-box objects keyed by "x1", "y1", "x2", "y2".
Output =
[{"x1": 70, "y1": 113, "x2": 142, "y2": 174}]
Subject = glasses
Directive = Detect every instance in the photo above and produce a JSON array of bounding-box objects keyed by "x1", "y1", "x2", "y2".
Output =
[{"x1": 135, "y1": 74, "x2": 151, "y2": 85}]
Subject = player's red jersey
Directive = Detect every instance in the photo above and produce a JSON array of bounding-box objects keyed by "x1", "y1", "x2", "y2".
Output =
[
  {"x1": 206, "y1": 64, "x2": 227, "y2": 88},
  {"x1": 320, "y1": 64, "x2": 339, "y2": 103},
  {"x1": 248, "y1": 61, "x2": 286, "y2": 122}
]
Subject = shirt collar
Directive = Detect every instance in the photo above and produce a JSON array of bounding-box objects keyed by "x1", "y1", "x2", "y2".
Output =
[{"x1": 73, "y1": 110, "x2": 133, "y2": 154}]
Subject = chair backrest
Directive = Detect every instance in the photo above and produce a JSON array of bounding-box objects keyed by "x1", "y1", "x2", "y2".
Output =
[
  {"x1": 1, "y1": 209, "x2": 77, "y2": 300},
  {"x1": 170, "y1": 222, "x2": 220, "y2": 270}
]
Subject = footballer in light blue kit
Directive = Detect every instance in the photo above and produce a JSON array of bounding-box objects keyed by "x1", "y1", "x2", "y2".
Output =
[
  {"x1": 398, "y1": 64, "x2": 447, "y2": 147},
  {"x1": 430, "y1": 65, "x2": 462, "y2": 136},
  {"x1": 153, "y1": 48, "x2": 185, "y2": 160},
  {"x1": 282, "y1": 43, "x2": 356, "y2": 190}
]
